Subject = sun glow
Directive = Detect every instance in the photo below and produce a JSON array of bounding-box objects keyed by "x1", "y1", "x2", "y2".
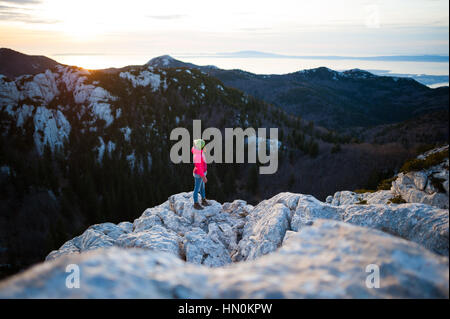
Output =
[
  {"x1": 38, "y1": 0, "x2": 115, "y2": 40},
  {"x1": 0, "y1": 0, "x2": 448, "y2": 69}
]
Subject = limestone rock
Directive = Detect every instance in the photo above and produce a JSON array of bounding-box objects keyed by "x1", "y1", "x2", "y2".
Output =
[
  {"x1": 412, "y1": 171, "x2": 428, "y2": 190},
  {"x1": 342, "y1": 203, "x2": 449, "y2": 256},
  {"x1": 330, "y1": 190, "x2": 394, "y2": 206},
  {"x1": 392, "y1": 173, "x2": 448, "y2": 209},
  {"x1": 328, "y1": 146, "x2": 449, "y2": 209},
  {"x1": 1, "y1": 220, "x2": 448, "y2": 299},
  {"x1": 391, "y1": 146, "x2": 449, "y2": 209},
  {"x1": 46, "y1": 192, "x2": 247, "y2": 268},
  {"x1": 184, "y1": 227, "x2": 231, "y2": 267},
  {"x1": 235, "y1": 193, "x2": 299, "y2": 261},
  {"x1": 116, "y1": 225, "x2": 181, "y2": 257},
  {"x1": 331, "y1": 191, "x2": 360, "y2": 206}
]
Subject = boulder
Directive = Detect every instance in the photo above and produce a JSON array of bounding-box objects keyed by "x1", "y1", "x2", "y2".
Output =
[
  {"x1": 291, "y1": 194, "x2": 342, "y2": 231},
  {"x1": 330, "y1": 190, "x2": 393, "y2": 206},
  {"x1": 342, "y1": 203, "x2": 449, "y2": 256},
  {"x1": 184, "y1": 227, "x2": 231, "y2": 267},
  {"x1": 411, "y1": 171, "x2": 428, "y2": 190},
  {"x1": 235, "y1": 193, "x2": 299, "y2": 261},
  {"x1": 390, "y1": 146, "x2": 449, "y2": 209},
  {"x1": 331, "y1": 191, "x2": 360, "y2": 206},
  {"x1": 116, "y1": 225, "x2": 181, "y2": 257},
  {"x1": 362, "y1": 190, "x2": 394, "y2": 204},
  {"x1": 392, "y1": 173, "x2": 448, "y2": 209},
  {"x1": 236, "y1": 203, "x2": 290, "y2": 261}
]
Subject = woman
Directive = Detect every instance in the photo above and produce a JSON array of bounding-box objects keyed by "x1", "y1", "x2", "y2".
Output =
[{"x1": 192, "y1": 139, "x2": 211, "y2": 210}]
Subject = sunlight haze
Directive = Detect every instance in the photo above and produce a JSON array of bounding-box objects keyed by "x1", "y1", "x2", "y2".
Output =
[{"x1": 1, "y1": 0, "x2": 449, "y2": 70}]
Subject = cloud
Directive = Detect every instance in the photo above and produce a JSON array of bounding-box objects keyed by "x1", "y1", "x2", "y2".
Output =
[
  {"x1": 53, "y1": 53, "x2": 107, "y2": 56},
  {"x1": 146, "y1": 14, "x2": 187, "y2": 20},
  {"x1": 0, "y1": 13, "x2": 58, "y2": 23},
  {"x1": 0, "y1": 2, "x2": 58, "y2": 23},
  {"x1": 0, "y1": 0, "x2": 41, "y2": 4},
  {"x1": 239, "y1": 27, "x2": 272, "y2": 32},
  {"x1": 0, "y1": 4, "x2": 28, "y2": 10}
]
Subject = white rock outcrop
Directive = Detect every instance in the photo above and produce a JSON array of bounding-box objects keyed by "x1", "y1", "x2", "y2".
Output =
[
  {"x1": 331, "y1": 190, "x2": 393, "y2": 206},
  {"x1": 0, "y1": 182, "x2": 447, "y2": 298},
  {"x1": 119, "y1": 69, "x2": 162, "y2": 91},
  {"x1": 0, "y1": 66, "x2": 119, "y2": 154},
  {"x1": 43, "y1": 186, "x2": 448, "y2": 272},
  {"x1": 1, "y1": 220, "x2": 448, "y2": 298},
  {"x1": 33, "y1": 106, "x2": 71, "y2": 155},
  {"x1": 0, "y1": 75, "x2": 20, "y2": 106},
  {"x1": 392, "y1": 170, "x2": 448, "y2": 209},
  {"x1": 329, "y1": 145, "x2": 449, "y2": 209},
  {"x1": 19, "y1": 70, "x2": 59, "y2": 103},
  {"x1": 45, "y1": 192, "x2": 252, "y2": 268}
]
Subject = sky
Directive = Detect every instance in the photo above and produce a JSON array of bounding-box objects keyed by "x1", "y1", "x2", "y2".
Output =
[{"x1": 0, "y1": 0, "x2": 449, "y2": 69}]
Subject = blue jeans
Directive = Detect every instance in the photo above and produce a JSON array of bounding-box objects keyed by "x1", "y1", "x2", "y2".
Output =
[{"x1": 193, "y1": 175, "x2": 205, "y2": 203}]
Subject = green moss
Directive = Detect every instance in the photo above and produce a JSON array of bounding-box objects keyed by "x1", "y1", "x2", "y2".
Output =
[
  {"x1": 400, "y1": 150, "x2": 448, "y2": 173},
  {"x1": 0, "y1": 76, "x2": 12, "y2": 82},
  {"x1": 388, "y1": 195, "x2": 406, "y2": 204},
  {"x1": 354, "y1": 189, "x2": 376, "y2": 194},
  {"x1": 415, "y1": 144, "x2": 437, "y2": 155},
  {"x1": 377, "y1": 176, "x2": 396, "y2": 190}
]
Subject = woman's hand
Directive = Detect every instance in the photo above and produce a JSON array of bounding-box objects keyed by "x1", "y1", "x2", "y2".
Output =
[{"x1": 202, "y1": 176, "x2": 208, "y2": 183}]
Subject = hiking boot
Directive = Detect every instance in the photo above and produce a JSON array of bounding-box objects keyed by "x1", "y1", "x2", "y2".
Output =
[
  {"x1": 193, "y1": 202, "x2": 204, "y2": 210},
  {"x1": 201, "y1": 199, "x2": 211, "y2": 206}
]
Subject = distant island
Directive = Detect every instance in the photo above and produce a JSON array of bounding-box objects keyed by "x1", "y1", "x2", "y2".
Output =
[{"x1": 178, "y1": 50, "x2": 449, "y2": 63}]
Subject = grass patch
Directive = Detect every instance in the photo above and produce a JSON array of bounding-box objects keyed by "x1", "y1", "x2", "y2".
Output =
[
  {"x1": 400, "y1": 150, "x2": 448, "y2": 173},
  {"x1": 415, "y1": 144, "x2": 438, "y2": 155},
  {"x1": 354, "y1": 177, "x2": 396, "y2": 193},
  {"x1": 377, "y1": 177, "x2": 396, "y2": 190},
  {"x1": 388, "y1": 195, "x2": 406, "y2": 204},
  {"x1": 354, "y1": 189, "x2": 376, "y2": 194}
]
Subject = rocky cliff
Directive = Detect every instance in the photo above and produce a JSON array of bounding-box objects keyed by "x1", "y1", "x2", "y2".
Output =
[{"x1": 0, "y1": 145, "x2": 448, "y2": 298}]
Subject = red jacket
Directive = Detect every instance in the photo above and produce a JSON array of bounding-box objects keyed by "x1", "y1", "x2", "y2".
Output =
[{"x1": 192, "y1": 146, "x2": 207, "y2": 177}]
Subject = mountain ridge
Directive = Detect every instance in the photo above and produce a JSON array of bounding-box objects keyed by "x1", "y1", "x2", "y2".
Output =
[
  {"x1": 144, "y1": 54, "x2": 449, "y2": 129},
  {"x1": 0, "y1": 48, "x2": 61, "y2": 79},
  {"x1": 2, "y1": 49, "x2": 447, "y2": 130}
]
